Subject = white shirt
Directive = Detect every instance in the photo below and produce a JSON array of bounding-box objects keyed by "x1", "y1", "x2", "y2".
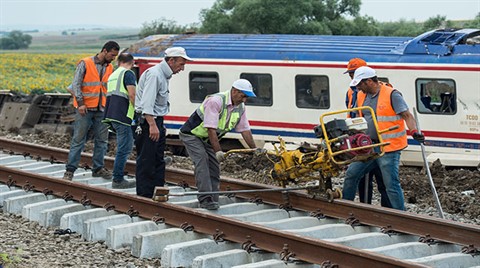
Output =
[{"x1": 135, "y1": 60, "x2": 173, "y2": 116}]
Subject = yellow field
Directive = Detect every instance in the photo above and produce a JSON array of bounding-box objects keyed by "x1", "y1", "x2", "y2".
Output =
[{"x1": 0, "y1": 53, "x2": 91, "y2": 93}]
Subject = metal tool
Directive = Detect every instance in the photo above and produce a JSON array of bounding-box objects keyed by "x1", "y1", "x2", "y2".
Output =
[
  {"x1": 206, "y1": 107, "x2": 393, "y2": 202},
  {"x1": 169, "y1": 186, "x2": 315, "y2": 196},
  {"x1": 413, "y1": 108, "x2": 445, "y2": 219},
  {"x1": 151, "y1": 185, "x2": 336, "y2": 202}
]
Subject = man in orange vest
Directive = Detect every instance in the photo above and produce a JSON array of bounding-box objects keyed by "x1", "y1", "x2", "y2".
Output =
[
  {"x1": 342, "y1": 66, "x2": 425, "y2": 210},
  {"x1": 63, "y1": 41, "x2": 120, "y2": 181},
  {"x1": 344, "y1": 58, "x2": 391, "y2": 207}
]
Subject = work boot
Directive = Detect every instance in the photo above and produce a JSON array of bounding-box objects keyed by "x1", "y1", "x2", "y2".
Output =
[
  {"x1": 199, "y1": 198, "x2": 219, "y2": 210},
  {"x1": 92, "y1": 168, "x2": 112, "y2": 179},
  {"x1": 63, "y1": 171, "x2": 74, "y2": 181},
  {"x1": 112, "y1": 179, "x2": 136, "y2": 189}
]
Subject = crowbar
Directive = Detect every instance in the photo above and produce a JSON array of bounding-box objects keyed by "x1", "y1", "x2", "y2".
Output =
[
  {"x1": 152, "y1": 185, "x2": 326, "y2": 202},
  {"x1": 413, "y1": 108, "x2": 445, "y2": 219}
]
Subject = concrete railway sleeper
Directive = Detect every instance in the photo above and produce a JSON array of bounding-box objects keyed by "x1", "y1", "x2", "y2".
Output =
[{"x1": 0, "y1": 147, "x2": 479, "y2": 267}]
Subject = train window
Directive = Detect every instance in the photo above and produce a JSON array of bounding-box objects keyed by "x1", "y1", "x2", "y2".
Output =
[
  {"x1": 240, "y1": 73, "x2": 273, "y2": 106},
  {"x1": 295, "y1": 75, "x2": 330, "y2": 109},
  {"x1": 189, "y1": 72, "x2": 219, "y2": 103},
  {"x1": 416, "y1": 78, "x2": 456, "y2": 114}
]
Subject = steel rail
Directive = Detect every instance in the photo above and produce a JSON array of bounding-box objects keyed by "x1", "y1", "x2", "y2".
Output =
[
  {"x1": 1, "y1": 138, "x2": 479, "y2": 248},
  {"x1": 0, "y1": 165, "x2": 426, "y2": 268},
  {"x1": 162, "y1": 169, "x2": 480, "y2": 248}
]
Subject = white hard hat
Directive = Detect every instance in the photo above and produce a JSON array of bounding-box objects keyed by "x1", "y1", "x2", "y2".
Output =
[
  {"x1": 232, "y1": 79, "x2": 256, "y2": 97},
  {"x1": 350, "y1": 66, "x2": 377, "y2": 87}
]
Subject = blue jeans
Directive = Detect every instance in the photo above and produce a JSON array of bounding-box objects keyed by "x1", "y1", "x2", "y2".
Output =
[
  {"x1": 66, "y1": 110, "x2": 108, "y2": 172},
  {"x1": 358, "y1": 165, "x2": 392, "y2": 207},
  {"x1": 111, "y1": 122, "x2": 133, "y2": 182},
  {"x1": 342, "y1": 151, "x2": 404, "y2": 210}
]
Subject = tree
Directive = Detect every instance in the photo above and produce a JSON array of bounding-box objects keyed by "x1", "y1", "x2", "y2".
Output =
[
  {"x1": 0, "y1": 30, "x2": 32, "y2": 50},
  {"x1": 422, "y1": 15, "x2": 453, "y2": 32},
  {"x1": 139, "y1": 17, "x2": 191, "y2": 38},
  {"x1": 198, "y1": 0, "x2": 375, "y2": 35},
  {"x1": 464, "y1": 12, "x2": 480, "y2": 28},
  {"x1": 378, "y1": 19, "x2": 423, "y2": 37},
  {"x1": 341, "y1": 16, "x2": 380, "y2": 36}
]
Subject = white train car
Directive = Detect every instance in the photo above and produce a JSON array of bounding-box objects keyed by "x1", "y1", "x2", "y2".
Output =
[{"x1": 126, "y1": 28, "x2": 480, "y2": 167}]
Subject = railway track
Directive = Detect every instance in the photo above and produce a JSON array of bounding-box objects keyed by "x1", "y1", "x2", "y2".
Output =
[{"x1": 0, "y1": 138, "x2": 479, "y2": 267}]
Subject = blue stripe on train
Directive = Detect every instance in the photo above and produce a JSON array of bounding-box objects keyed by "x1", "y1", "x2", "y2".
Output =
[
  {"x1": 409, "y1": 139, "x2": 480, "y2": 150},
  {"x1": 166, "y1": 123, "x2": 480, "y2": 150}
]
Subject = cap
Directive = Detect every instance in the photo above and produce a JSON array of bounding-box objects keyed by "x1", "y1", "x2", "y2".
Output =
[
  {"x1": 164, "y1": 47, "x2": 193, "y2": 61},
  {"x1": 344, "y1": 58, "x2": 367, "y2": 74},
  {"x1": 350, "y1": 66, "x2": 377, "y2": 87},
  {"x1": 232, "y1": 79, "x2": 256, "y2": 97}
]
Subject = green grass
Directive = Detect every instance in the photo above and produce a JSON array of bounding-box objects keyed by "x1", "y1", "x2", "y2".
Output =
[{"x1": 1, "y1": 28, "x2": 141, "y2": 54}]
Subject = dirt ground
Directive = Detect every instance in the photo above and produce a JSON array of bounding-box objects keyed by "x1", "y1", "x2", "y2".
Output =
[
  {"x1": 2, "y1": 128, "x2": 479, "y2": 224},
  {"x1": 218, "y1": 152, "x2": 479, "y2": 222}
]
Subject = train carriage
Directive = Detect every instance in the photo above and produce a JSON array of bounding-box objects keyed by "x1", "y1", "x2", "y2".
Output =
[{"x1": 126, "y1": 28, "x2": 480, "y2": 167}]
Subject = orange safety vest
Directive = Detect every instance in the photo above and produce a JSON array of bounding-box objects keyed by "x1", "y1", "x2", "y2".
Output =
[
  {"x1": 357, "y1": 83, "x2": 407, "y2": 152},
  {"x1": 346, "y1": 81, "x2": 393, "y2": 118},
  {"x1": 73, "y1": 57, "x2": 113, "y2": 108}
]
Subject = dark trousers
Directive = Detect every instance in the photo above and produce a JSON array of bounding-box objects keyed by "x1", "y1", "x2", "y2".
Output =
[
  {"x1": 133, "y1": 117, "x2": 166, "y2": 198},
  {"x1": 358, "y1": 165, "x2": 392, "y2": 207}
]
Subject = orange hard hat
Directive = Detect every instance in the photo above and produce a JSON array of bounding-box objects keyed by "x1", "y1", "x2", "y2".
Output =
[{"x1": 344, "y1": 58, "x2": 367, "y2": 74}]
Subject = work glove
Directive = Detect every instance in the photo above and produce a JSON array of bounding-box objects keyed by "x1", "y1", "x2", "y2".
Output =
[
  {"x1": 412, "y1": 130, "x2": 425, "y2": 144},
  {"x1": 215, "y1": 151, "x2": 226, "y2": 162},
  {"x1": 254, "y1": 148, "x2": 267, "y2": 155}
]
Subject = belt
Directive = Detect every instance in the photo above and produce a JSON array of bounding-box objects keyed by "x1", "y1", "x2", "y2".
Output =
[{"x1": 135, "y1": 112, "x2": 163, "y2": 119}]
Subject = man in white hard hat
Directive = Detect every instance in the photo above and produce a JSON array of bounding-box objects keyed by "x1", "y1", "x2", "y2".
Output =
[
  {"x1": 134, "y1": 46, "x2": 192, "y2": 198},
  {"x1": 342, "y1": 66, "x2": 425, "y2": 211},
  {"x1": 179, "y1": 79, "x2": 262, "y2": 210}
]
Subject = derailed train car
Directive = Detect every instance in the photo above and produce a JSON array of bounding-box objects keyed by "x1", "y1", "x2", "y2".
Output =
[{"x1": 125, "y1": 28, "x2": 480, "y2": 167}]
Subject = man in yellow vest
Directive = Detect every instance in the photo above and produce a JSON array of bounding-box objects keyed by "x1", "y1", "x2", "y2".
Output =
[
  {"x1": 179, "y1": 79, "x2": 262, "y2": 210},
  {"x1": 63, "y1": 41, "x2": 119, "y2": 181},
  {"x1": 344, "y1": 58, "x2": 391, "y2": 207},
  {"x1": 342, "y1": 66, "x2": 425, "y2": 210},
  {"x1": 103, "y1": 53, "x2": 136, "y2": 189}
]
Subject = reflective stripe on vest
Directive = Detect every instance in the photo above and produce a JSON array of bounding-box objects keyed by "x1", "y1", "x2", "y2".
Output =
[
  {"x1": 107, "y1": 67, "x2": 130, "y2": 98},
  {"x1": 103, "y1": 67, "x2": 135, "y2": 125},
  {"x1": 73, "y1": 56, "x2": 113, "y2": 108},
  {"x1": 191, "y1": 91, "x2": 245, "y2": 139},
  {"x1": 357, "y1": 83, "x2": 407, "y2": 152}
]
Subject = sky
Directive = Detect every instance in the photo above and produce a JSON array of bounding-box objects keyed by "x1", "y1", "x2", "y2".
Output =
[{"x1": 0, "y1": 0, "x2": 479, "y2": 31}]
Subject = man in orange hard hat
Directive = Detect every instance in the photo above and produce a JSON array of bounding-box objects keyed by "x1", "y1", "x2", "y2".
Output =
[{"x1": 344, "y1": 58, "x2": 391, "y2": 208}]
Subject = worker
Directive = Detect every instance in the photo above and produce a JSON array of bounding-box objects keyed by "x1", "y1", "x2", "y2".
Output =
[
  {"x1": 63, "y1": 41, "x2": 120, "y2": 181},
  {"x1": 179, "y1": 79, "x2": 262, "y2": 210},
  {"x1": 344, "y1": 58, "x2": 391, "y2": 207},
  {"x1": 102, "y1": 53, "x2": 137, "y2": 189},
  {"x1": 342, "y1": 66, "x2": 425, "y2": 211},
  {"x1": 134, "y1": 47, "x2": 192, "y2": 198}
]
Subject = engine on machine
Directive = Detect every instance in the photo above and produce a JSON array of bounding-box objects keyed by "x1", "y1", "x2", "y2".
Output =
[
  {"x1": 314, "y1": 117, "x2": 373, "y2": 161},
  {"x1": 262, "y1": 107, "x2": 393, "y2": 200}
]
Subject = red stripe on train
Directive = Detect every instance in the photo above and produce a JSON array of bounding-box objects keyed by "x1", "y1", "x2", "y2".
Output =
[
  {"x1": 165, "y1": 115, "x2": 480, "y2": 141},
  {"x1": 136, "y1": 60, "x2": 480, "y2": 72}
]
